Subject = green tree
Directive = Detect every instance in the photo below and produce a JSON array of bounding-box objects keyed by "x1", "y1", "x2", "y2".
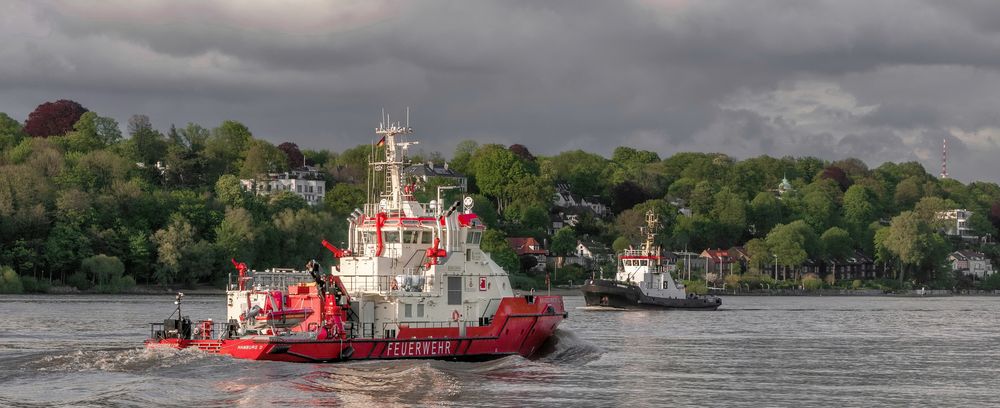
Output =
[
  {"x1": 471, "y1": 144, "x2": 531, "y2": 211},
  {"x1": 820, "y1": 227, "x2": 853, "y2": 260},
  {"x1": 551, "y1": 227, "x2": 578, "y2": 257},
  {"x1": 0, "y1": 266, "x2": 23, "y2": 293},
  {"x1": 480, "y1": 229, "x2": 519, "y2": 274},
  {"x1": 876, "y1": 211, "x2": 951, "y2": 283},
  {"x1": 123, "y1": 114, "x2": 167, "y2": 165},
  {"x1": 748, "y1": 192, "x2": 782, "y2": 237},
  {"x1": 240, "y1": 139, "x2": 288, "y2": 178},
  {"x1": 323, "y1": 183, "x2": 367, "y2": 216},
  {"x1": 215, "y1": 207, "x2": 256, "y2": 264},
  {"x1": 449, "y1": 140, "x2": 479, "y2": 176},
  {"x1": 765, "y1": 220, "x2": 817, "y2": 280},
  {"x1": 0, "y1": 113, "x2": 26, "y2": 151},
  {"x1": 215, "y1": 174, "x2": 249, "y2": 208},
  {"x1": 80, "y1": 254, "x2": 125, "y2": 286},
  {"x1": 612, "y1": 236, "x2": 631, "y2": 253},
  {"x1": 843, "y1": 184, "x2": 878, "y2": 241},
  {"x1": 745, "y1": 238, "x2": 771, "y2": 274},
  {"x1": 152, "y1": 215, "x2": 216, "y2": 285}
]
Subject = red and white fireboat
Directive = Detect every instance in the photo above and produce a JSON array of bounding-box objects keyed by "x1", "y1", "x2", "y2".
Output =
[{"x1": 145, "y1": 116, "x2": 567, "y2": 362}]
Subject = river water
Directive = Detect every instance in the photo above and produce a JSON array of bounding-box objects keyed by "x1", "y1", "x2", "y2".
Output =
[{"x1": 1, "y1": 294, "x2": 999, "y2": 407}]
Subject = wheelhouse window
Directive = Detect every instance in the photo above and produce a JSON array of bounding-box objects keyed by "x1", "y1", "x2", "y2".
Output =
[
  {"x1": 465, "y1": 230, "x2": 482, "y2": 245},
  {"x1": 383, "y1": 231, "x2": 400, "y2": 244},
  {"x1": 403, "y1": 230, "x2": 419, "y2": 244},
  {"x1": 420, "y1": 231, "x2": 433, "y2": 244}
]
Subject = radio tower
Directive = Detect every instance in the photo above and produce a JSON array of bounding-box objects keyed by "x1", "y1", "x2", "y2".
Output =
[{"x1": 940, "y1": 138, "x2": 949, "y2": 179}]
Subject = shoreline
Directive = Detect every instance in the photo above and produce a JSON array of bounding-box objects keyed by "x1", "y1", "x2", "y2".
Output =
[{"x1": 6, "y1": 286, "x2": 999, "y2": 297}]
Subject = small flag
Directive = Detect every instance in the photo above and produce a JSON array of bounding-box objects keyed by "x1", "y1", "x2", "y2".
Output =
[{"x1": 375, "y1": 136, "x2": 386, "y2": 147}]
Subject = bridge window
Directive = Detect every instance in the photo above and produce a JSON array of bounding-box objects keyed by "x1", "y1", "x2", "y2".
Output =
[
  {"x1": 403, "y1": 230, "x2": 419, "y2": 244},
  {"x1": 383, "y1": 231, "x2": 400, "y2": 244},
  {"x1": 466, "y1": 231, "x2": 482, "y2": 245},
  {"x1": 420, "y1": 231, "x2": 433, "y2": 244}
]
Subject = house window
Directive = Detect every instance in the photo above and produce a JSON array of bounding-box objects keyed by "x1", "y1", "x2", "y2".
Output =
[
  {"x1": 404, "y1": 303, "x2": 412, "y2": 318},
  {"x1": 318, "y1": 186, "x2": 323, "y2": 194},
  {"x1": 297, "y1": 185, "x2": 302, "y2": 193},
  {"x1": 417, "y1": 303, "x2": 424, "y2": 317}
]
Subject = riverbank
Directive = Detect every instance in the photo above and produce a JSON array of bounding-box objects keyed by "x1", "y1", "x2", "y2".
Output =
[{"x1": 710, "y1": 288, "x2": 1000, "y2": 296}]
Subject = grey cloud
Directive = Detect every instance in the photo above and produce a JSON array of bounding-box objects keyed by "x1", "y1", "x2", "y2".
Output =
[{"x1": 5, "y1": 1, "x2": 1000, "y2": 182}]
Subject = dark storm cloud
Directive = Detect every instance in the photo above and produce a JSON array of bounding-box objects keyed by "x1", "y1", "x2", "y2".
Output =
[{"x1": 5, "y1": 0, "x2": 1000, "y2": 181}]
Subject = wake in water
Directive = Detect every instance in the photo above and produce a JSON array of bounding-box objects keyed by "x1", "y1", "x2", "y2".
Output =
[
  {"x1": 28, "y1": 346, "x2": 220, "y2": 373},
  {"x1": 534, "y1": 329, "x2": 604, "y2": 366}
]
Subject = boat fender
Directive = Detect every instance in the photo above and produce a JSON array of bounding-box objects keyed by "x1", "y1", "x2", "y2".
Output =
[{"x1": 452, "y1": 310, "x2": 460, "y2": 321}]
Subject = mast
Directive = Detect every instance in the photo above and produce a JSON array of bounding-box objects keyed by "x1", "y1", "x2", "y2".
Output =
[
  {"x1": 642, "y1": 210, "x2": 660, "y2": 261},
  {"x1": 371, "y1": 111, "x2": 418, "y2": 213}
]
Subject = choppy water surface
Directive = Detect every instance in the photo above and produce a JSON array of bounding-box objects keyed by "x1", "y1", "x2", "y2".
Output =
[{"x1": 2, "y1": 295, "x2": 999, "y2": 407}]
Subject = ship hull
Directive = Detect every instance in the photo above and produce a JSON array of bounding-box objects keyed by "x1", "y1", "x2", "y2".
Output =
[
  {"x1": 146, "y1": 295, "x2": 565, "y2": 362},
  {"x1": 581, "y1": 280, "x2": 721, "y2": 310}
]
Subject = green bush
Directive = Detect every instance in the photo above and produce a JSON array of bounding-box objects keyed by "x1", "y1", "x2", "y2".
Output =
[
  {"x1": 851, "y1": 279, "x2": 863, "y2": 290},
  {"x1": 0, "y1": 266, "x2": 24, "y2": 294},
  {"x1": 723, "y1": 273, "x2": 741, "y2": 288},
  {"x1": 93, "y1": 275, "x2": 136, "y2": 294},
  {"x1": 81, "y1": 254, "x2": 125, "y2": 286},
  {"x1": 67, "y1": 272, "x2": 92, "y2": 290},
  {"x1": 509, "y1": 273, "x2": 544, "y2": 291},
  {"x1": 683, "y1": 280, "x2": 708, "y2": 295},
  {"x1": 801, "y1": 274, "x2": 823, "y2": 290},
  {"x1": 555, "y1": 264, "x2": 587, "y2": 285},
  {"x1": 978, "y1": 273, "x2": 1000, "y2": 291},
  {"x1": 20, "y1": 275, "x2": 50, "y2": 293}
]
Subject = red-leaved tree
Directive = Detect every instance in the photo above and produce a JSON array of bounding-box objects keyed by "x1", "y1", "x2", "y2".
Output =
[
  {"x1": 277, "y1": 142, "x2": 304, "y2": 168},
  {"x1": 23, "y1": 99, "x2": 88, "y2": 138}
]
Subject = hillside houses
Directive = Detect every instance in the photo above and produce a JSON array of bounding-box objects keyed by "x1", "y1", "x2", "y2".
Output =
[
  {"x1": 402, "y1": 161, "x2": 468, "y2": 191},
  {"x1": 240, "y1": 165, "x2": 326, "y2": 206},
  {"x1": 949, "y1": 250, "x2": 994, "y2": 279}
]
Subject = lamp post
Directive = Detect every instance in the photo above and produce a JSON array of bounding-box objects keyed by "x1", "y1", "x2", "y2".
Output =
[{"x1": 773, "y1": 254, "x2": 778, "y2": 281}]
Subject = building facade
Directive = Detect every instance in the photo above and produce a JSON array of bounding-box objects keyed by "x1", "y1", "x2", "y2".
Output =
[{"x1": 240, "y1": 166, "x2": 327, "y2": 206}]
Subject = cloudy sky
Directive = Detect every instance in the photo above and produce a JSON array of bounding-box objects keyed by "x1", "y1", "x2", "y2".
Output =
[{"x1": 4, "y1": 0, "x2": 1000, "y2": 182}]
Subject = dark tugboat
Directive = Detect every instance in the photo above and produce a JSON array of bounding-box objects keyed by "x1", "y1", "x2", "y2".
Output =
[{"x1": 581, "y1": 210, "x2": 721, "y2": 310}]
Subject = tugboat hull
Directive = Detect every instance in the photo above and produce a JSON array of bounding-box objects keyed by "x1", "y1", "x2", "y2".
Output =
[
  {"x1": 581, "y1": 280, "x2": 721, "y2": 310},
  {"x1": 147, "y1": 295, "x2": 566, "y2": 362}
]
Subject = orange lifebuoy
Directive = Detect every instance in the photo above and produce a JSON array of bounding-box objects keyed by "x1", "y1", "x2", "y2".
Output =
[{"x1": 451, "y1": 310, "x2": 460, "y2": 321}]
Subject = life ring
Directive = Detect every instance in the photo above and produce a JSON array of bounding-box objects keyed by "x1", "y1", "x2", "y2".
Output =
[{"x1": 451, "y1": 310, "x2": 460, "y2": 321}]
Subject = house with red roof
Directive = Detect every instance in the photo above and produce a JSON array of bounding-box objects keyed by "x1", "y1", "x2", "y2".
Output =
[{"x1": 508, "y1": 237, "x2": 548, "y2": 273}]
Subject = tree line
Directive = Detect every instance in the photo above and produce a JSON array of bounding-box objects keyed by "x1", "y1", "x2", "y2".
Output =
[{"x1": 2, "y1": 99, "x2": 1000, "y2": 293}]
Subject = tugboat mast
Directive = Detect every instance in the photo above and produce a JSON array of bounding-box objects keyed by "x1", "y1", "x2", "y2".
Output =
[{"x1": 642, "y1": 210, "x2": 661, "y2": 263}]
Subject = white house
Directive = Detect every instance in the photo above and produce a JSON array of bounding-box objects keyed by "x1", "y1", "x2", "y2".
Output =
[
  {"x1": 241, "y1": 166, "x2": 327, "y2": 206},
  {"x1": 576, "y1": 239, "x2": 612, "y2": 264},
  {"x1": 949, "y1": 250, "x2": 994, "y2": 279},
  {"x1": 936, "y1": 209, "x2": 975, "y2": 238}
]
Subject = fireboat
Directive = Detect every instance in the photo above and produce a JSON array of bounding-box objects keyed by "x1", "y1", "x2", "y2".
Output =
[
  {"x1": 581, "y1": 210, "x2": 721, "y2": 310},
  {"x1": 145, "y1": 114, "x2": 567, "y2": 362}
]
